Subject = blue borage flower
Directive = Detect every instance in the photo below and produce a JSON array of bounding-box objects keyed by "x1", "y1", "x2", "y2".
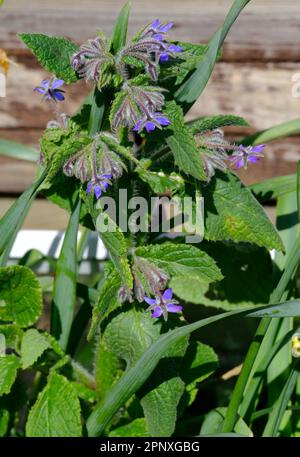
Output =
[
  {"x1": 144, "y1": 288, "x2": 182, "y2": 320},
  {"x1": 34, "y1": 78, "x2": 65, "y2": 102},
  {"x1": 86, "y1": 173, "x2": 112, "y2": 200},
  {"x1": 133, "y1": 112, "x2": 170, "y2": 133},
  {"x1": 119, "y1": 18, "x2": 183, "y2": 81},
  {"x1": 139, "y1": 19, "x2": 183, "y2": 63},
  {"x1": 229, "y1": 144, "x2": 265, "y2": 170}
]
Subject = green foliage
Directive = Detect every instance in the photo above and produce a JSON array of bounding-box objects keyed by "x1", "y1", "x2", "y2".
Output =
[
  {"x1": 103, "y1": 309, "x2": 188, "y2": 436},
  {"x1": 201, "y1": 172, "x2": 284, "y2": 251},
  {"x1": 0, "y1": 266, "x2": 42, "y2": 327},
  {"x1": 180, "y1": 341, "x2": 218, "y2": 406},
  {"x1": 40, "y1": 127, "x2": 91, "y2": 182},
  {"x1": 0, "y1": 356, "x2": 21, "y2": 396},
  {"x1": 165, "y1": 101, "x2": 207, "y2": 180},
  {"x1": 135, "y1": 242, "x2": 222, "y2": 284},
  {"x1": 111, "y1": 1, "x2": 131, "y2": 53},
  {"x1": 200, "y1": 407, "x2": 253, "y2": 437},
  {"x1": 109, "y1": 418, "x2": 149, "y2": 437},
  {"x1": 20, "y1": 329, "x2": 51, "y2": 369},
  {"x1": 88, "y1": 264, "x2": 121, "y2": 340},
  {"x1": 160, "y1": 42, "x2": 209, "y2": 86},
  {"x1": 51, "y1": 198, "x2": 81, "y2": 350},
  {"x1": 18, "y1": 34, "x2": 79, "y2": 83},
  {"x1": 1, "y1": 1, "x2": 299, "y2": 440},
  {"x1": 137, "y1": 169, "x2": 184, "y2": 195},
  {"x1": 0, "y1": 139, "x2": 38, "y2": 162},
  {"x1": 26, "y1": 373, "x2": 82, "y2": 437},
  {"x1": 171, "y1": 243, "x2": 273, "y2": 309},
  {"x1": 189, "y1": 114, "x2": 249, "y2": 134}
]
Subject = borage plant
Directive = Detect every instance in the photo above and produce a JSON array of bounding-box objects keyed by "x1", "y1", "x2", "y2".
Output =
[{"x1": 1, "y1": 0, "x2": 300, "y2": 438}]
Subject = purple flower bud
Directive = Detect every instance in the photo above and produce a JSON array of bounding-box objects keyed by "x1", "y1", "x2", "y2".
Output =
[{"x1": 71, "y1": 36, "x2": 111, "y2": 84}]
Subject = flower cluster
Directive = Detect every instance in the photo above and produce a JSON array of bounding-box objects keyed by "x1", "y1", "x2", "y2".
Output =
[
  {"x1": 119, "y1": 19, "x2": 183, "y2": 81},
  {"x1": 111, "y1": 82, "x2": 170, "y2": 133},
  {"x1": 62, "y1": 135, "x2": 126, "y2": 200}
]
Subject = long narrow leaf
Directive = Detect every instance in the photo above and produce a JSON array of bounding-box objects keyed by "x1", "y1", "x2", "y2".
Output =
[
  {"x1": 175, "y1": 0, "x2": 251, "y2": 105},
  {"x1": 263, "y1": 360, "x2": 300, "y2": 436},
  {"x1": 51, "y1": 197, "x2": 81, "y2": 351},
  {"x1": 241, "y1": 118, "x2": 300, "y2": 146},
  {"x1": 111, "y1": 1, "x2": 131, "y2": 53},
  {"x1": 0, "y1": 139, "x2": 39, "y2": 162},
  {"x1": 0, "y1": 171, "x2": 47, "y2": 265},
  {"x1": 249, "y1": 175, "x2": 296, "y2": 202},
  {"x1": 86, "y1": 300, "x2": 300, "y2": 436}
]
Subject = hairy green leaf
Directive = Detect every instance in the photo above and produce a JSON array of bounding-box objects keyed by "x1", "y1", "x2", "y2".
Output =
[
  {"x1": 135, "y1": 242, "x2": 222, "y2": 283},
  {"x1": 18, "y1": 33, "x2": 78, "y2": 83},
  {"x1": 88, "y1": 265, "x2": 121, "y2": 341},
  {"x1": 189, "y1": 114, "x2": 249, "y2": 134},
  {"x1": 165, "y1": 101, "x2": 206, "y2": 180},
  {"x1": 26, "y1": 373, "x2": 82, "y2": 437},
  {"x1": 180, "y1": 341, "x2": 218, "y2": 406},
  {"x1": 109, "y1": 418, "x2": 149, "y2": 437},
  {"x1": 171, "y1": 243, "x2": 273, "y2": 310},
  {"x1": 0, "y1": 266, "x2": 42, "y2": 327},
  {"x1": 0, "y1": 356, "x2": 20, "y2": 397},
  {"x1": 21, "y1": 329, "x2": 51, "y2": 369},
  {"x1": 201, "y1": 172, "x2": 284, "y2": 251},
  {"x1": 103, "y1": 309, "x2": 188, "y2": 436}
]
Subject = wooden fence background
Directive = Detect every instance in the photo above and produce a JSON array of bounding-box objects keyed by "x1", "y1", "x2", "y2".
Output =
[{"x1": 0, "y1": 0, "x2": 299, "y2": 228}]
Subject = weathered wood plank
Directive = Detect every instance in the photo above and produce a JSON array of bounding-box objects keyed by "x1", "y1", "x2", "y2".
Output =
[
  {"x1": 1, "y1": 61, "x2": 299, "y2": 130},
  {"x1": 0, "y1": 197, "x2": 69, "y2": 229},
  {"x1": 1, "y1": 0, "x2": 300, "y2": 62}
]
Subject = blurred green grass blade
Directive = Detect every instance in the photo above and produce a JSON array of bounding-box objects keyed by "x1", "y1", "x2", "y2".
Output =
[
  {"x1": 240, "y1": 327, "x2": 298, "y2": 419},
  {"x1": 175, "y1": 0, "x2": 251, "y2": 105},
  {"x1": 223, "y1": 220, "x2": 300, "y2": 432},
  {"x1": 0, "y1": 139, "x2": 39, "y2": 162},
  {"x1": 86, "y1": 300, "x2": 300, "y2": 436},
  {"x1": 241, "y1": 118, "x2": 300, "y2": 146},
  {"x1": 111, "y1": 1, "x2": 131, "y2": 53},
  {"x1": 267, "y1": 192, "x2": 297, "y2": 415},
  {"x1": 263, "y1": 360, "x2": 300, "y2": 436},
  {"x1": 249, "y1": 174, "x2": 296, "y2": 202},
  {"x1": 51, "y1": 197, "x2": 81, "y2": 351},
  {"x1": 297, "y1": 162, "x2": 300, "y2": 223},
  {"x1": 0, "y1": 171, "x2": 47, "y2": 265}
]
